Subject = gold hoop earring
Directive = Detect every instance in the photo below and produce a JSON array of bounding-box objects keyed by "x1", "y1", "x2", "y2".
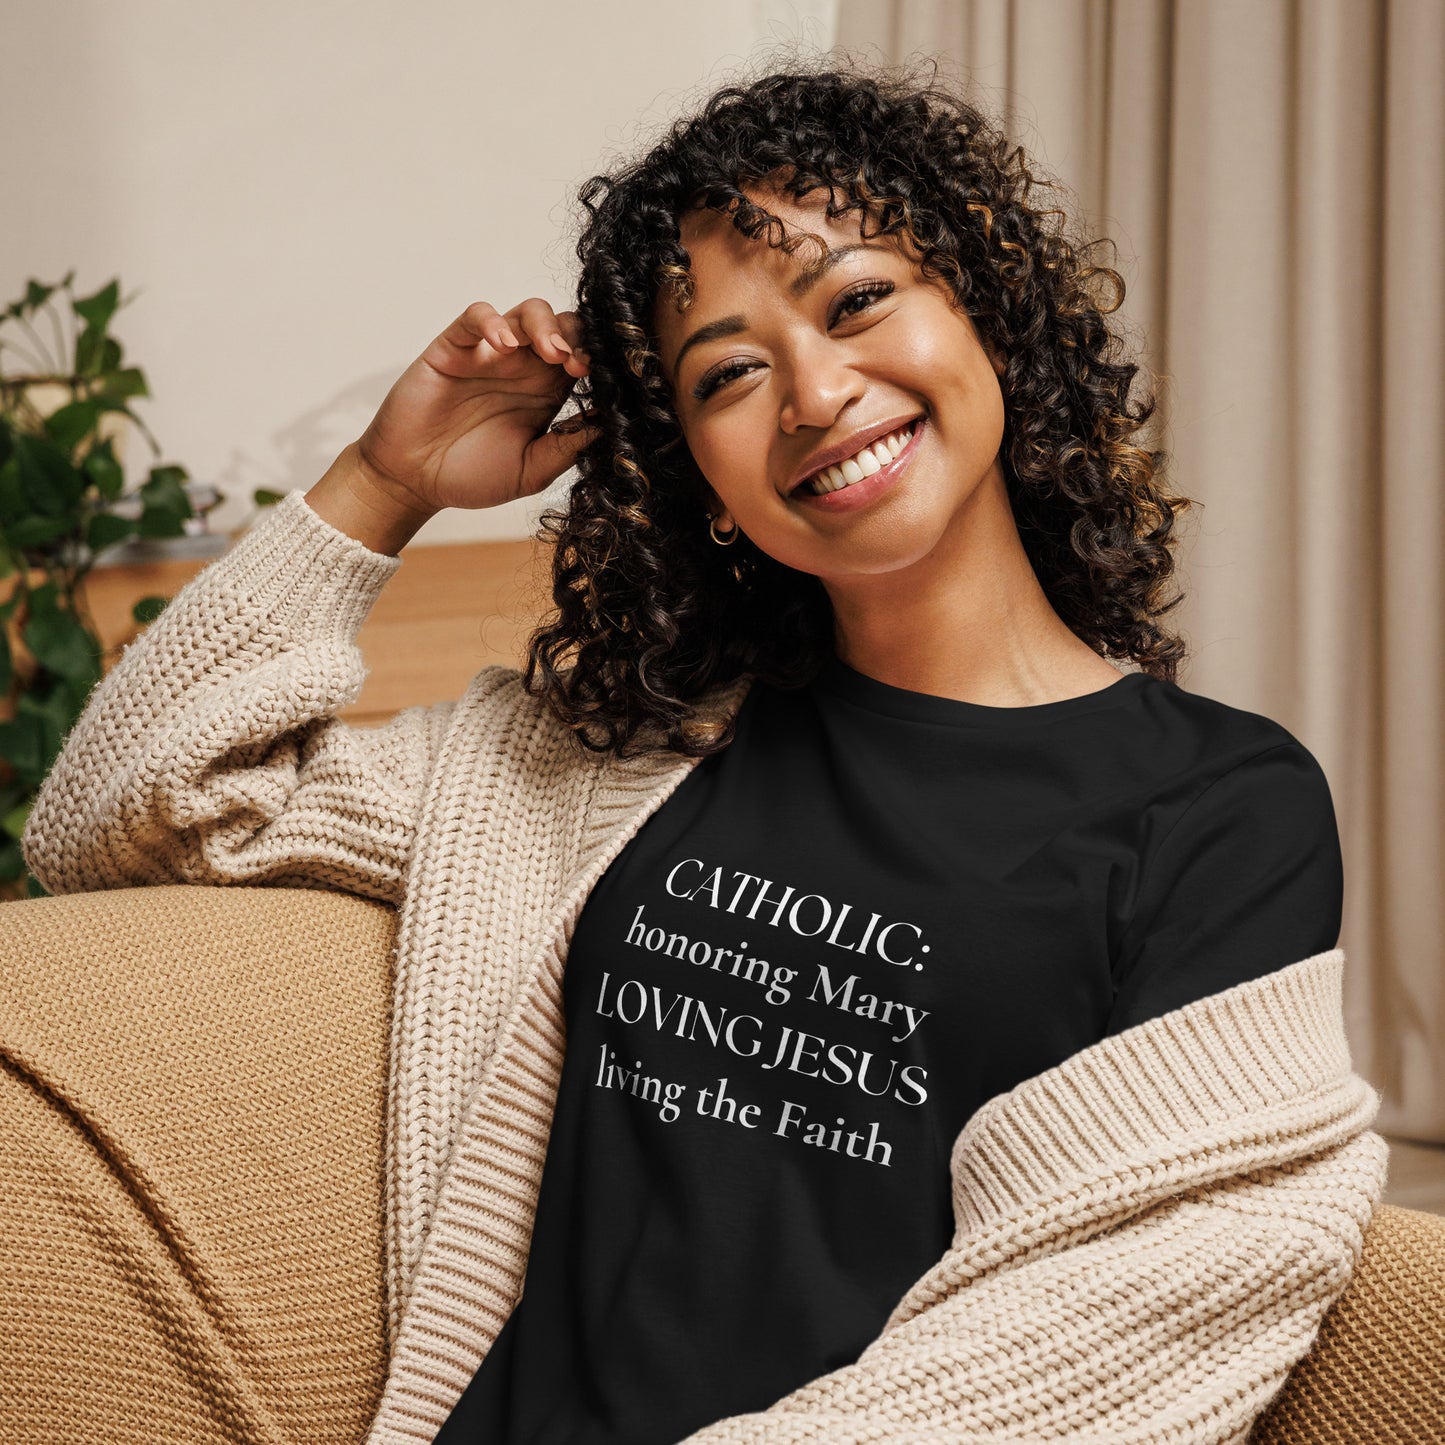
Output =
[{"x1": 709, "y1": 515, "x2": 739, "y2": 546}]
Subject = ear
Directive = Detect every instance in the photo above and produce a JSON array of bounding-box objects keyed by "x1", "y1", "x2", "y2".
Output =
[
  {"x1": 704, "y1": 484, "x2": 733, "y2": 529},
  {"x1": 703, "y1": 486, "x2": 736, "y2": 537}
]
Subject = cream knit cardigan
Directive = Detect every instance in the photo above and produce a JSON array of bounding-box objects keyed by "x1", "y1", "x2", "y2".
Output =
[{"x1": 22, "y1": 489, "x2": 1390, "y2": 1445}]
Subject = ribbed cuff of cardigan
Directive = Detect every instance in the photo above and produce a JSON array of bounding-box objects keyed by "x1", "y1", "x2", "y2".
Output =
[
  {"x1": 209, "y1": 486, "x2": 404, "y2": 643},
  {"x1": 945, "y1": 946, "x2": 1370, "y2": 1239}
]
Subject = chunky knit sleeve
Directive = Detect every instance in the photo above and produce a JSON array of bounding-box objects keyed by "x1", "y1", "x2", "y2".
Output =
[
  {"x1": 20, "y1": 488, "x2": 454, "y2": 907},
  {"x1": 672, "y1": 949, "x2": 1388, "y2": 1445}
]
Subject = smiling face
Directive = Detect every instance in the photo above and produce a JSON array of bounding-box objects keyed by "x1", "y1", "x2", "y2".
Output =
[{"x1": 651, "y1": 183, "x2": 1010, "y2": 585}]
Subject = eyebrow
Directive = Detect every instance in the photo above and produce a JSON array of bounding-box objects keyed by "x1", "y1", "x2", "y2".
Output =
[{"x1": 669, "y1": 241, "x2": 891, "y2": 384}]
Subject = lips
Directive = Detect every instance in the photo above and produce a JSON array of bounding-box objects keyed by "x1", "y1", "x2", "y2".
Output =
[
  {"x1": 790, "y1": 415, "x2": 925, "y2": 511},
  {"x1": 797, "y1": 421, "x2": 920, "y2": 497},
  {"x1": 786, "y1": 414, "x2": 926, "y2": 496}
]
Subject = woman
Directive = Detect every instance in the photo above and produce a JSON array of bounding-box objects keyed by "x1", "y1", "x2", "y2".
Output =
[{"x1": 20, "y1": 60, "x2": 1386, "y2": 1445}]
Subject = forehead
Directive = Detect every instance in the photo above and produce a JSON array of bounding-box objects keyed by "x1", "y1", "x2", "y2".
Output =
[
  {"x1": 653, "y1": 186, "x2": 897, "y2": 354},
  {"x1": 677, "y1": 185, "x2": 870, "y2": 267}
]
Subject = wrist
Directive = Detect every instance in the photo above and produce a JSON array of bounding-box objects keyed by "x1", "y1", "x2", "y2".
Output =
[{"x1": 305, "y1": 443, "x2": 437, "y2": 557}]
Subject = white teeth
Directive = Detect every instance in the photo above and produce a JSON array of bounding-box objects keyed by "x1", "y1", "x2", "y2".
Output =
[{"x1": 803, "y1": 423, "x2": 915, "y2": 495}]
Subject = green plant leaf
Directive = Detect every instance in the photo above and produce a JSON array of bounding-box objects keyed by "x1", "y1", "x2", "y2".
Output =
[
  {"x1": 13, "y1": 433, "x2": 84, "y2": 514},
  {"x1": 1, "y1": 794, "x2": 31, "y2": 842},
  {"x1": 143, "y1": 463, "x2": 190, "y2": 496},
  {"x1": 22, "y1": 578, "x2": 57, "y2": 611},
  {"x1": 22, "y1": 598, "x2": 101, "y2": 683},
  {"x1": 58, "y1": 669, "x2": 97, "y2": 721},
  {"x1": 40, "y1": 677, "x2": 83, "y2": 727},
  {"x1": 138, "y1": 463, "x2": 192, "y2": 536},
  {"x1": 0, "y1": 836, "x2": 24, "y2": 884},
  {"x1": 73, "y1": 279, "x2": 120, "y2": 332},
  {"x1": 137, "y1": 507, "x2": 190, "y2": 538},
  {"x1": 0, "y1": 455, "x2": 22, "y2": 522},
  {"x1": 86, "y1": 510, "x2": 135, "y2": 552},
  {"x1": 76, "y1": 324, "x2": 105, "y2": 377},
  {"x1": 253, "y1": 488, "x2": 286, "y2": 506},
  {"x1": 82, "y1": 437, "x2": 125, "y2": 499},
  {"x1": 0, "y1": 712, "x2": 48, "y2": 784},
  {"x1": 23, "y1": 279, "x2": 56, "y2": 314},
  {"x1": 5, "y1": 513, "x2": 73, "y2": 547},
  {"x1": 98, "y1": 366, "x2": 148, "y2": 401},
  {"x1": 71, "y1": 326, "x2": 122, "y2": 379},
  {"x1": 0, "y1": 624, "x2": 10, "y2": 693},
  {"x1": 92, "y1": 397, "x2": 140, "y2": 421},
  {"x1": 132, "y1": 594, "x2": 169, "y2": 624},
  {"x1": 44, "y1": 399, "x2": 101, "y2": 452}
]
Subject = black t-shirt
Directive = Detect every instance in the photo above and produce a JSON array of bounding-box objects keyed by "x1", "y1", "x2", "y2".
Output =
[{"x1": 433, "y1": 657, "x2": 1343, "y2": 1445}]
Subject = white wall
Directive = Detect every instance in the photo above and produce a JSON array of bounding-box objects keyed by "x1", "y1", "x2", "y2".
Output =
[{"x1": 0, "y1": 0, "x2": 838, "y2": 544}]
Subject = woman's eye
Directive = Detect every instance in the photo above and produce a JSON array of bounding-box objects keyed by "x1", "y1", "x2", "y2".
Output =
[
  {"x1": 830, "y1": 279, "x2": 895, "y2": 323},
  {"x1": 693, "y1": 359, "x2": 756, "y2": 401},
  {"x1": 691, "y1": 281, "x2": 896, "y2": 401}
]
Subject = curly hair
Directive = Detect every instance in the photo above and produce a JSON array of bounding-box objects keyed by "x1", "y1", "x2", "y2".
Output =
[{"x1": 522, "y1": 55, "x2": 1195, "y2": 760}]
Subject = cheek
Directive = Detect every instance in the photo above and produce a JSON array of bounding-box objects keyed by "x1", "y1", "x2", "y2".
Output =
[
  {"x1": 910, "y1": 328, "x2": 1005, "y2": 434},
  {"x1": 687, "y1": 416, "x2": 766, "y2": 496},
  {"x1": 905, "y1": 319, "x2": 980, "y2": 383}
]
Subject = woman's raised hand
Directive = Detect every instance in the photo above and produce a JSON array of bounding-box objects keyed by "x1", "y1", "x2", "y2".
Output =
[{"x1": 353, "y1": 299, "x2": 598, "y2": 515}]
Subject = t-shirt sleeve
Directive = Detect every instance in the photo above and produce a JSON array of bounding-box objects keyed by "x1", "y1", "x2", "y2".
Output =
[{"x1": 1104, "y1": 739, "x2": 1344, "y2": 1037}]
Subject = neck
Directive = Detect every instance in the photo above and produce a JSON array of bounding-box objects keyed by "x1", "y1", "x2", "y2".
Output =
[{"x1": 821, "y1": 466, "x2": 1116, "y2": 707}]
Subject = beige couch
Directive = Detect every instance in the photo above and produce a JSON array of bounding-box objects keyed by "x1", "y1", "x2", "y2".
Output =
[{"x1": 2, "y1": 883, "x2": 1442, "y2": 1444}]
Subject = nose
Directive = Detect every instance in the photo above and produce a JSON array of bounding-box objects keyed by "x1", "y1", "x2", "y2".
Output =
[{"x1": 777, "y1": 335, "x2": 866, "y2": 434}]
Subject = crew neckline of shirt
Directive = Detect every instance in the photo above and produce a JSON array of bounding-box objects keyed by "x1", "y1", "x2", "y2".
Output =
[{"x1": 811, "y1": 652, "x2": 1152, "y2": 726}]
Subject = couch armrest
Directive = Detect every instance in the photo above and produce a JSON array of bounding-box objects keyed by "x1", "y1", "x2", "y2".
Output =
[{"x1": 1250, "y1": 1201, "x2": 1445, "y2": 1442}]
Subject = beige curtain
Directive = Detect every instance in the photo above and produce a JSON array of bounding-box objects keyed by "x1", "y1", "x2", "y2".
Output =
[{"x1": 834, "y1": 0, "x2": 1445, "y2": 1141}]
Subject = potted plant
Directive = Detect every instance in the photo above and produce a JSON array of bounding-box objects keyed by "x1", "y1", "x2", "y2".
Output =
[{"x1": 0, "y1": 272, "x2": 220, "y2": 898}]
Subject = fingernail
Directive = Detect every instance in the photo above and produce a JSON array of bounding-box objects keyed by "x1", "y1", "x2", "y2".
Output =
[
  {"x1": 499, "y1": 327, "x2": 519, "y2": 347},
  {"x1": 550, "y1": 333, "x2": 572, "y2": 354}
]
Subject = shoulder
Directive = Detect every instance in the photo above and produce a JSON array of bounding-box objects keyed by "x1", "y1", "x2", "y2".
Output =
[
  {"x1": 444, "y1": 664, "x2": 592, "y2": 784},
  {"x1": 446, "y1": 663, "x2": 754, "y2": 771},
  {"x1": 1107, "y1": 679, "x2": 1345, "y2": 1030},
  {"x1": 1114, "y1": 676, "x2": 1343, "y2": 930},
  {"x1": 1118, "y1": 677, "x2": 1343, "y2": 931},
  {"x1": 1127, "y1": 674, "x2": 1333, "y2": 817}
]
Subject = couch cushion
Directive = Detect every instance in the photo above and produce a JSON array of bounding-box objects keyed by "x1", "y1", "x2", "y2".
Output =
[
  {"x1": 1250, "y1": 1201, "x2": 1445, "y2": 1442},
  {"x1": 0, "y1": 884, "x2": 395, "y2": 1445}
]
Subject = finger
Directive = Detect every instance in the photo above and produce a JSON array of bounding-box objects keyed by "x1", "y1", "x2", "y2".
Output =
[
  {"x1": 505, "y1": 298, "x2": 578, "y2": 368},
  {"x1": 550, "y1": 404, "x2": 602, "y2": 435},
  {"x1": 553, "y1": 310, "x2": 592, "y2": 375},
  {"x1": 522, "y1": 419, "x2": 602, "y2": 494},
  {"x1": 440, "y1": 301, "x2": 521, "y2": 359},
  {"x1": 445, "y1": 302, "x2": 514, "y2": 349},
  {"x1": 552, "y1": 310, "x2": 587, "y2": 353}
]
